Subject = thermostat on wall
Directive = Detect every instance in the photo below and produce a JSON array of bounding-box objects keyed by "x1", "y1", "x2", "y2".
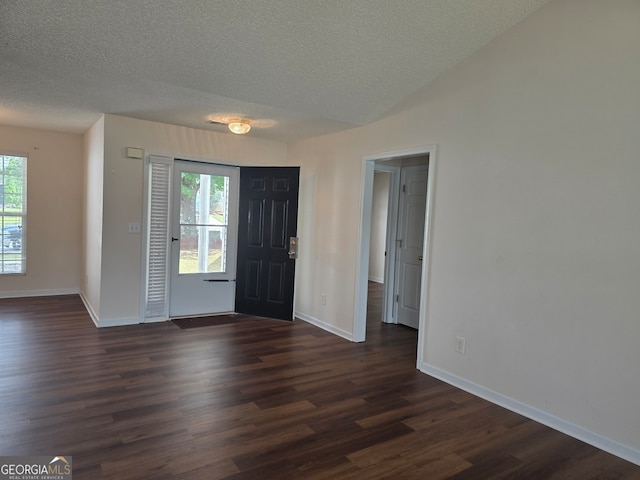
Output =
[{"x1": 126, "y1": 147, "x2": 144, "y2": 159}]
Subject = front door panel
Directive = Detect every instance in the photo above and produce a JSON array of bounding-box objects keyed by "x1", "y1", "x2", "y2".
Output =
[{"x1": 236, "y1": 167, "x2": 300, "y2": 320}]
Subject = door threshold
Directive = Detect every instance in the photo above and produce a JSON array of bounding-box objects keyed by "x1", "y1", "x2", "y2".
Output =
[{"x1": 170, "y1": 311, "x2": 238, "y2": 320}]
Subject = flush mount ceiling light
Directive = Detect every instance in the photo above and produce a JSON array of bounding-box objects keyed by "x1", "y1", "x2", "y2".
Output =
[{"x1": 227, "y1": 120, "x2": 251, "y2": 135}]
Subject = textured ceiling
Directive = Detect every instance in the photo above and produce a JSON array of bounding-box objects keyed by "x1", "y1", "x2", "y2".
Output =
[{"x1": 0, "y1": 0, "x2": 550, "y2": 143}]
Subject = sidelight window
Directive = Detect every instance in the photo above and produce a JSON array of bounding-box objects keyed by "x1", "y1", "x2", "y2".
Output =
[{"x1": 0, "y1": 154, "x2": 27, "y2": 275}]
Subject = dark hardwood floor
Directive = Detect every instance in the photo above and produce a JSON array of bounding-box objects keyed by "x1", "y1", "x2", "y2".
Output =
[{"x1": 0, "y1": 288, "x2": 638, "y2": 479}]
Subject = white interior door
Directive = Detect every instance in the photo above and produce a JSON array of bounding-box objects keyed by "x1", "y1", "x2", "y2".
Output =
[
  {"x1": 169, "y1": 161, "x2": 239, "y2": 317},
  {"x1": 395, "y1": 165, "x2": 428, "y2": 329}
]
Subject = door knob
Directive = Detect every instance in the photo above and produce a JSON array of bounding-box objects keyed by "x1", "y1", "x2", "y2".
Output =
[{"x1": 418, "y1": 255, "x2": 423, "y2": 261}]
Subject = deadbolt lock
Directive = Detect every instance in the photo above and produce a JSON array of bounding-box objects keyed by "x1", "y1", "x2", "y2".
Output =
[{"x1": 288, "y1": 237, "x2": 299, "y2": 259}]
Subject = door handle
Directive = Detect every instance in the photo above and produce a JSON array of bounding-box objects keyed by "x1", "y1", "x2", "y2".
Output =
[
  {"x1": 418, "y1": 255, "x2": 423, "y2": 261},
  {"x1": 171, "y1": 237, "x2": 179, "y2": 242}
]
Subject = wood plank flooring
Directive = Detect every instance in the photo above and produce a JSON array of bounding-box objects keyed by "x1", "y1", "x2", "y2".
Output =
[{"x1": 0, "y1": 287, "x2": 638, "y2": 479}]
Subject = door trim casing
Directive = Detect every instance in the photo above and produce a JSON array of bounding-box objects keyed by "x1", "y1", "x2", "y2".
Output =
[{"x1": 355, "y1": 145, "x2": 437, "y2": 370}]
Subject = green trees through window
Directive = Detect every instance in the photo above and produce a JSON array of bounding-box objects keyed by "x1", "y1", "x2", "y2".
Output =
[
  {"x1": 0, "y1": 154, "x2": 27, "y2": 274},
  {"x1": 178, "y1": 172, "x2": 230, "y2": 274}
]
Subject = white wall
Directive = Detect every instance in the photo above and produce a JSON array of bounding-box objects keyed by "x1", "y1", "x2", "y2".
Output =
[
  {"x1": 90, "y1": 114, "x2": 288, "y2": 324},
  {"x1": 82, "y1": 116, "x2": 104, "y2": 318},
  {"x1": 0, "y1": 125, "x2": 83, "y2": 296},
  {"x1": 289, "y1": 0, "x2": 640, "y2": 461},
  {"x1": 291, "y1": 130, "x2": 364, "y2": 339},
  {"x1": 368, "y1": 172, "x2": 389, "y2": 282}
]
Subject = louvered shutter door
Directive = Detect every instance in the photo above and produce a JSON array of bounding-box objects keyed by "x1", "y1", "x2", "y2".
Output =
[{"x1": 145, "y1": 156, "x2": 172, "y2": 319}]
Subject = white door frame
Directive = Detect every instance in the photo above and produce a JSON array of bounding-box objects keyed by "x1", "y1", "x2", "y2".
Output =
[{"x1": 354, "y1": 145, "x2": 436, "y2": 369}]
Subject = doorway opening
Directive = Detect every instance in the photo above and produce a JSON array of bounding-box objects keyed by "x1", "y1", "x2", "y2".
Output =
[
  {"x1": 355, "y1": 146, "x2": 436, "y2": 369},
  {"x1": 142, "y1": 156, "x2": 300, "y2": 323}
]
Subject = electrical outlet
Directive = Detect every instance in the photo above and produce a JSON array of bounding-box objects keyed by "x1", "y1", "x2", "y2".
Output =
[
  {"x1": 455, "y1": 336, "x2": 466, "y2": 354},
  {"x1": 321, "y1": 293, "x2": 327, "y2": 305}
]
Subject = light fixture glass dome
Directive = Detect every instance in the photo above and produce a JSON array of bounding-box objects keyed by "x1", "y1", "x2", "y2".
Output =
[{"x1": 228, "y1": 121, "x2": 251, "y2": 134}]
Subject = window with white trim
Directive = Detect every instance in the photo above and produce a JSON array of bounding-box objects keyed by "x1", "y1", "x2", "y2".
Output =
[{"x1": 0, "y1": 154, "x2": 27, "y2": 274}]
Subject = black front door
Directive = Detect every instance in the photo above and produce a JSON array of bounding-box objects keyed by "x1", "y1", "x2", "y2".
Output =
[{"x1": 235, "y1": 167, "x2": 300, "y2": 320}]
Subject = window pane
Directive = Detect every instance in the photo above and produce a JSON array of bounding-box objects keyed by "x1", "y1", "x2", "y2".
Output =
[
  {"x1": 209, "y1": 175, "x2": 229, "y2": 225},
  {"x1": 180, "y1": 172, "x2": 199, "y2": 225},
  {"x1": 179, "y1": 172, "x2": 230, "y2": 275},
  {"x1": 208, "y1": 227, "x2": 227, "y2": 273},
  {"x1": 0, "y1": 154, "x2": 26, "y2": 274},
  {"x1": 179, "y1": 225, "x2": 227, "y2": 274}
]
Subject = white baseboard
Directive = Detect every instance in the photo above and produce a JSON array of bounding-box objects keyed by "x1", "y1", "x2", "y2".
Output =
[
  {"x1": 79, "y1": 291, "x2": 142, "y2": 328},
  {"x1": 97, "y1": 316, "x2": 141, "y2": 328},
  {"x1": 368, "y1": 276, "x2": 384, "y2": 283},
  {"x1": 79, "y1": 291, "x2": 99, "y2": 327},
  {"x1": 295, "y1": 312, "x2": 353, "y2": 341},
  {"x1": 0, "y1": 287, "x2": 79, "y2": 299},
  {"x1": 143, "y1": 316, "x2": 169, "y2": 324},
  {"x1": 422, "y1": 363, "x2": 640, "y2": 467}
]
